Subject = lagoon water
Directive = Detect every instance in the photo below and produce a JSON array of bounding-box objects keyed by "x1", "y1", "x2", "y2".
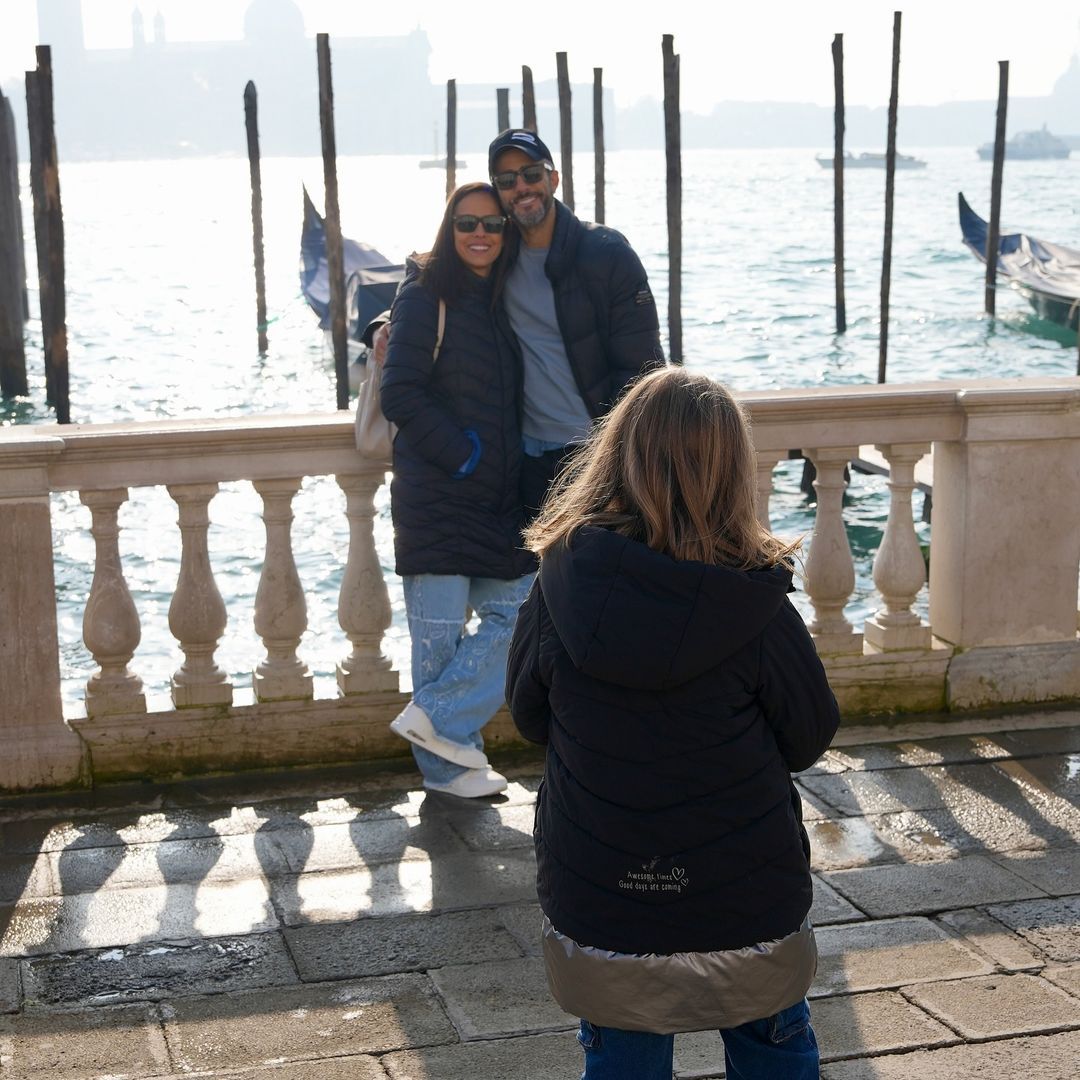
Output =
[{"x1": 5, "y1": 148, "x2": 1078, "y2": 711}]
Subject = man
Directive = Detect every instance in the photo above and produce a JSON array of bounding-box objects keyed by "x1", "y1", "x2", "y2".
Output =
[{"x1": 487, "y1": 128, "x2": 665, "y2": 516}]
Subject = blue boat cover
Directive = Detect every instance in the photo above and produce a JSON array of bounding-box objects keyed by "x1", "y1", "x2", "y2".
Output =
[{"x1": 299, "y1": 186, "x2": 404, "y2": 331}]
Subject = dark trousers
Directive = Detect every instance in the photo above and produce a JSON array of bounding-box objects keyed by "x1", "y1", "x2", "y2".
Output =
[{"x1": 521, "y1": 445, "x2": 578, "y2": 523}]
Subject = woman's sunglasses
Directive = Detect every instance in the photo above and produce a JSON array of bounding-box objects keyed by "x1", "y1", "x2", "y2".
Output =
[
  {"x1": 491, "y1": 163, "x2": 551, "y2": 190},
  {"x1": 453, "y1": 215, "x2": 507, "y2": 234}
]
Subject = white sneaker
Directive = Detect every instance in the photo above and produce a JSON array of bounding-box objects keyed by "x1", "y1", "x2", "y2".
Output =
[
  {"x1": 389, "y1": 702, "x2": 489, "y2": 769},
  {"x1": 424, "y1": 767, "x2": 509, "y2": 799}
]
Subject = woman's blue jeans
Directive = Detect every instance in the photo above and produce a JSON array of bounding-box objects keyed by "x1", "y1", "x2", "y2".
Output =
[
  {"x1": 577, "y1": 999, "x2": 819, "y2": 1080},
  {"x1": 403, "y1": 572, "x2": 534, "y2": 785}
]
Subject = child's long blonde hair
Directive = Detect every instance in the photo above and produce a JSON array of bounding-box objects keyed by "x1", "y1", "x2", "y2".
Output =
[{"x1": 524, "y1": 367, "x2": 800, "y2": 569}]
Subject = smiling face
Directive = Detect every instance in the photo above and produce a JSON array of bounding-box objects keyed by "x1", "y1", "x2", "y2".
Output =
[
  {"x1": 492, "y1": 147, "x2": 559, "y2": 242},
  {"x1": 451, "y1": 190, "x2": 505, "y2": 277}
]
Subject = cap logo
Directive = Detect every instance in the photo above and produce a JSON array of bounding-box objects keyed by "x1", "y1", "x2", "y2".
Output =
[{"x1": 511, "y1": 132, "x2": 538, "y2": 145}]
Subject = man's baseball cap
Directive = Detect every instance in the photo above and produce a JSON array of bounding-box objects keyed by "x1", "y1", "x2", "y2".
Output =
[{"x1": 488, "y1": 129, "x2": 554, "y2": 175}]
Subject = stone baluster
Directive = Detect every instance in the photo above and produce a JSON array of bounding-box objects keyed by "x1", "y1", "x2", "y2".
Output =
[
  {"x1": 252, "y1": 477, "x2": 313, "y2": 702},
  {"x1": 754, "y1": 452, "x2": 782, "y2": 529},
  {"x1": 335, "y1": 472, "x2": 398, "y2": 694},
  {"x1": 804, "y1": 448, "x2": 863, "y2": 655},
  {"x1": 864, "y1": 443, "x2": 932, "y2": 651},
  {"x1": 81, "y1": 488, "x2": 147, "y2": 716},
  {"x1": 167, "y1": 483, "x2": 233, "y2": 707}
]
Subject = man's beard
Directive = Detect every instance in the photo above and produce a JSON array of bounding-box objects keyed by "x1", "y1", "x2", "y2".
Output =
[{"x1": 509, "y1": 188, "x2": 552, "y2": 230}]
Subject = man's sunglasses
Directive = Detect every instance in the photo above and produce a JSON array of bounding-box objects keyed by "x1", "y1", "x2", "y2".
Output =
[
  {"x1": 453, "y1": 215, "x2": 507, "y2": 234},
  {"x1": 491, "y1": 163, "x2": 552, "y2": 190}
]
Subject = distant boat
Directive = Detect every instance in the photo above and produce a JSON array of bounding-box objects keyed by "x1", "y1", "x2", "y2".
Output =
[
  {"x1": 816, "y1": 151, "x2": 927, "y2": 169},
  {"x1": 976, "y1": 126, "x2": 1070, "y2": 161},
  {"x1": 957, "y1": 191, "x2": 1080, "y2": 330},
  {"x1": 419, "y1": 156, "x2": 467, "y2": 170},
  {"x1": 299, "y1": 187, "x2": 404, "y2": 371}
]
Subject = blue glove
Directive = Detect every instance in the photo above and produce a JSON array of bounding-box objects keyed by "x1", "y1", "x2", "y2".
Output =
[{"x1": 454, "y1": 430, "x2": 482, "y2": 478}]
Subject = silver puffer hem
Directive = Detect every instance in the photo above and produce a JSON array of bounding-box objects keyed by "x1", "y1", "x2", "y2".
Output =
[{"x1": 542, "y1": 915, "x2": 817, "y2": 1035}]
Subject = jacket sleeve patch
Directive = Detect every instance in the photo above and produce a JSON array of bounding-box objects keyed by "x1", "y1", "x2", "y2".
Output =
[{"x1": 634, "y1": 286, "x2": 654, "y2": 306}]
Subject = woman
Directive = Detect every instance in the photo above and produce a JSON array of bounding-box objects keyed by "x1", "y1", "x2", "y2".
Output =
[
  {"x1": 506, "y1": 368, "x2": 840, "y2": 1078},
  {"x1": 380, "y1": 182, "x2": 534, "y2": 799}
]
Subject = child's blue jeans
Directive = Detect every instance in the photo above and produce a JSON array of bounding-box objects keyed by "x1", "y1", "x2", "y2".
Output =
[{"x1": 577, "y1": 998, "x2": 819, "y2": 1079}]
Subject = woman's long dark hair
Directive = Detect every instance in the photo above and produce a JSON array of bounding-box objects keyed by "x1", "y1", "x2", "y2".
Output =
[{"x1": 417, "y1": 182, "x2": 513, "y2": 306}]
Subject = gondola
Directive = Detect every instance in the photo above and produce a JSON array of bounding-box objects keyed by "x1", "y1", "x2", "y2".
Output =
[
  {"x1": 299, "y1": 187, "x2": 404, "y2": 365},
  {"x1": 957, "y1": 192, "x2": 1080, "y2": 331}
]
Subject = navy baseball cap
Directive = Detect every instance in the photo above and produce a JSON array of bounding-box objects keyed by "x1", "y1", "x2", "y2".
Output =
[{"x1": 489, "y1": 129, "x2": 554, "y2": 175}]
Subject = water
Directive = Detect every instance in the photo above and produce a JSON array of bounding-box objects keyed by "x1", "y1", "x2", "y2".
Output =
[{"x1": 5, "y1": 148, "x2": 1078, "y2": 712}]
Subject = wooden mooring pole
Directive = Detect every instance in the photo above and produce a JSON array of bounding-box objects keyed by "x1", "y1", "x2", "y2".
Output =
[
  {"x1": 831, "y1": 33, "x2": 846, "y2": 335},
  {"x1": 316, "y1": 33, "x2": 348, "y2": 410},
  {"x1": 244, "y1": 81, "x2": 268, "y2": 356},
  {"x1": 662, "y1": 34, "x2": 683, "y2": 364},
  {"x1": 593, "y1": 68, "x2": 605, "y2": 225},
  {"x1": 877, "y1": 11, "x2": 901, "y2": 384},
  {"x1": 0, "y1": 86, "x2": 28, "y2": 398},
  {"x1": 446, "y1": 79, "x2": 457, "y2": 198},
  {"x1": 555, "y1": 53, "x2": 574, "y2": 211},
  {"x1": 522, "y1": 66, "x2": 537, "y2": 132},
  {"x1": 26, "y1": 46, "x2": 69, "y2": 422},
  {"x1": 986, "y1": 60, "x2": 1009, "y2": 318},
  {"x1": 496, "y1": 87, "x2": 510, "y2": 132}
]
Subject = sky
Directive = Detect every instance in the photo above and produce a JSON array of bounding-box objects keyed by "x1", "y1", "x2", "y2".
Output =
[{"x1": 2, "y1": 0, "x2": 1079, "y2": 111}]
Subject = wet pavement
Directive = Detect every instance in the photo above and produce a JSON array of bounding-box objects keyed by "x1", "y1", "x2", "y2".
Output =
[{"x1": 1, "y1": 708, "x2": 1079, "y2": 1078}]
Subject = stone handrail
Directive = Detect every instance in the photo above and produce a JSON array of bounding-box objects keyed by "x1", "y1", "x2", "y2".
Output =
[{"x1": 1, "y1": 378, "x2": 1078, "y2": 792}]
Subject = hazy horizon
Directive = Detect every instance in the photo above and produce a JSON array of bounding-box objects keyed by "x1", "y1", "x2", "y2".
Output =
[{"x1": 3, "y1": 0, "x2": 1080, "y2": 113}]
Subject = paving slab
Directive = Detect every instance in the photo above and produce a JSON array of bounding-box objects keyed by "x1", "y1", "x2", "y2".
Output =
[
  {"x1": 271, "y1": 848, "x2": 537, "y2": 926},
  {"x1": 992, "y1": 847, "x2": 1080, "y2": 896},
  {"x1": 0, "y1": 957, "x2": 20, "y2": 1013},
  {"x1": 220, "y1": 1057, "x2": 388, "y2": 1079},
  {"x1": 276, "y1": 815, "x2": 466, "y2": 874},
  {"x1": 826, "y1": 733, "x2": 1016, "y2": 772},
  {"x1": 50, "y1": 832, "x2": 289, "y2": 894},
  {"x1": 812, "y1": 990, "x2": 958, "y2": 1060},
  {"x1": 0, "y1": 877, "x2": 279, "y2": 957},
  {"x1": 382, "y1": 1030, "x2": 580, "y2": 1080},
  {"x1": 807, "y1": 816, "x2": 921, "y2": 871},
  {"x1": 795, "y1": 783, "x2": 841, "y2": 820},
  {"x1": 812, "y1": 917, "x2": 993, "y2": 996},
  {"x1": 427, "y1": 956, "x2": 575, "y2": 1039},
  {"x1": 443, "y1": 802, "x2": 537, "y2": 851},
  {"x1": 987, "y1": 896, "x2": 1080, "y2": 962},
  {"x1": 869, "y1": 805, "x2": 1060, "y2": 859},
  {"x1": 162, "y1": 974, "x2": 455, "y2": 1071},
  {"x1": 937, "y1": 907, "x2": 1046, "y2": 971},
  {"x1": 822, "y1": 854, "x2": 1045, "y2": 917},
  {"x1": 284, "y1": 909, "x2": 523, "y2": 981},
  {"x1": 1042, "y1": 963, "x2": 1080, "y2": 998},
  {"x1": 0, "y1": 1002, "x2": 170, "y2": 1079},
  {"x1": 1000, "y1": 726, "x2": 1080, "y2": 757},
  {"x1": 22, "y1": 932, "x2": 298, "y2": 1006},
  {"x1": 811, "y1": 875, "x2": 866, "y2": 925},
  {"x1": 903, "y1": 972, "x2": 1080, "y2": 1039},
  {"x1": 495, "y1": 902, "x2": 544, "y2": 955},
  {"x1": 820, "y1": 1028, "x2": 1080, "y2": 1079},
  {"x1": 0, "y1": 856, "x2": 55, "y2": 904},
  {"x1": 671, "y1": 1029, "x2": 726, "y2": 1078}
]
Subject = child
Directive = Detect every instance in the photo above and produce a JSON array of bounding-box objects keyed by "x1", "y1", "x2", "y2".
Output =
[{"x1": 505, "y1": 367, "x2": 840, "y2": 1079}]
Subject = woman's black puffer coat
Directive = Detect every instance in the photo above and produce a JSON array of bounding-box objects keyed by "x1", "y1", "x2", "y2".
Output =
[
  {"x1": 380, "y1": 267, "x2": 535, "y2": 580},
  {"x1": 505, "y1": 526, "x2": 840, "y2": 956}
]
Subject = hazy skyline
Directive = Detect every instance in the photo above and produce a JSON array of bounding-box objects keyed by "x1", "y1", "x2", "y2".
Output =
[{"x1": 3, "y1": 0, "x2": 1080, "y2": 113}]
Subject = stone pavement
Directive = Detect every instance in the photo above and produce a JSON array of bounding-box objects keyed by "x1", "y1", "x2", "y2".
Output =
[{"x1": 1, "y1": 708, "x2": 1080, "y2": 1079}]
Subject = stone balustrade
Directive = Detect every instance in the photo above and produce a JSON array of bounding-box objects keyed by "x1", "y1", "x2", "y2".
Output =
[{"x1": 1, "y1": 379, "x2": 1078, "y2": 793}]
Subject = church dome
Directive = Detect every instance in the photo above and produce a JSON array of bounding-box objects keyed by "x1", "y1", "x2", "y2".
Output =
[{"x1": 243, "y1": 0, "x2": 306, "y2": 45}]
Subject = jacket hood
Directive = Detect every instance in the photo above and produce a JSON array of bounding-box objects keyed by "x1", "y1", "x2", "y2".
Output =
[{"x1": 539, "y1": 525, "x2": 793, "y2": 690}]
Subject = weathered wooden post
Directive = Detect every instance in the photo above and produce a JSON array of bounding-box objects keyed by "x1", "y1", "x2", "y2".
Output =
[
  {"x1": 986, "y1": 60, "x2": 1009, "y2": 318},
  {"x1": 3, "y1": 92, "x2": 28, "y2": 322},
  {"x1": 446, "y1": 79, "x2": 457, "y2": 198},
  {"x1": 593, "y1": 68, "x2": 605, "y2": 225},
  {"x1": 522, "y1": 66, "x2": 537, "y2": 132},
  {"x1": 244, "y1": 81, "x2": 268, "y2": 356},
  {"x1": 316, "y1": 33, "x2": 348, "y2": 411},
  {"x1": 662, "y1": 34, "x2": 683, "y2": 364},
  {"x1": 0, "y1": 87, "x2": 28, "y2": 398},
  {"x1": 831, "y1": 33, "x2": 847, "y2": 335},
  {"x1": 877, "y1": 11, "x2": 901, "y2": 384},
  {"x1": 496, "y1": 87, "x2": 510, "y2": 132},
  {"x1": 26, "y1": 46, "x2": 69, "y2": 423},
  {"x1": 556, "y1": 52, "x2": 574, "y2": 211}
]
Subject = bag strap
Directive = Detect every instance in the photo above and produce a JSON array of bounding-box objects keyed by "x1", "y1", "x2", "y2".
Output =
[{"x1": 432, "y1": 299, "x2": 446, "y2": 362}]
